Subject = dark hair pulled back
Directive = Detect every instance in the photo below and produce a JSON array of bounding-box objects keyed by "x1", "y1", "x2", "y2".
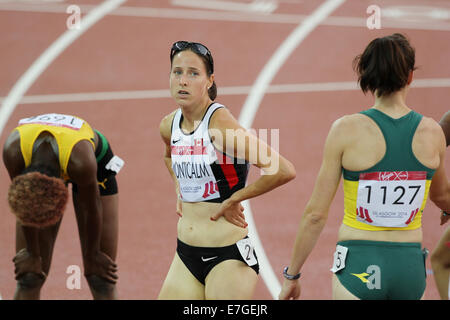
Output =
[{"x1": 353, "y1": 33, "x2": 416, "y2": 97}]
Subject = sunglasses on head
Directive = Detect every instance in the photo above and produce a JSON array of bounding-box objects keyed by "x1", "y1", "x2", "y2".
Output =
[{"x1": 170, "y1": 41, "x2": 214, "y2": 74}]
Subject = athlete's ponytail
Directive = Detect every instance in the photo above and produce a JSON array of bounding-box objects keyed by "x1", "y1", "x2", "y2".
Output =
[{"x1": 208, "y1": 81, "x2": 217, "y2": 101}]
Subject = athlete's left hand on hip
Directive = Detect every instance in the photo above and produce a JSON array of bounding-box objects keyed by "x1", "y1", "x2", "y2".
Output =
[{"x1": 210, "y1": 199, "x2": 247, "y2": 229}]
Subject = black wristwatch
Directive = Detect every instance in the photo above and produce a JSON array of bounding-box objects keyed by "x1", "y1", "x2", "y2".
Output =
[{"x1": 283, "y1": 267, "x2": 301, "y2": 280}]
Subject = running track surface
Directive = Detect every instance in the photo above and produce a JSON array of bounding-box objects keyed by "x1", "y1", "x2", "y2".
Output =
[{"x1": 0, "y1": 0, "x2": 449, "y2": 300}]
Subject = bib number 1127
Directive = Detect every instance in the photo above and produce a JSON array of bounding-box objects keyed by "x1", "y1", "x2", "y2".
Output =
[
  {"x1": 364, "y1": 184, "x2": 421, "y2": 205},
  {"x1": 356, "y1": 171, "x2": 426, "y2": 228}
]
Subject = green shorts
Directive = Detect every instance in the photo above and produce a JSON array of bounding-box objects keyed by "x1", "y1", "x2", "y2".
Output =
[{"x1": 332, "y1": 240, "x2": 427, "y2": 300}]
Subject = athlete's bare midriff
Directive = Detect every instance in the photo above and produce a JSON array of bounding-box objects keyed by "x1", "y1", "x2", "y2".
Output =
[
  {"x1": 177, "y1": 202, "x2": 248, "y2": 247},
  {"x1": 338, "y1": 223, "x2": 423, "y2": 243}
]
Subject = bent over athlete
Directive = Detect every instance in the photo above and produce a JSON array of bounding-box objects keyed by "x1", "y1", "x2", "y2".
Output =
[{"x1": 3, "y1": 113, "x2": 124, "y2": 300}]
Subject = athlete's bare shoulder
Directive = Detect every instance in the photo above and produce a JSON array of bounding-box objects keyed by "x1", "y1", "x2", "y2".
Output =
[
  {"x1": 209, "y1": 105, "x2": 240, "y2": 131},
  {"x1": 420, "y1": 115, "x2": 443, "y2": 130},
  {"x1": 67, "y1": 139, "x2": 98, "y2": 185},
  {"x1": 328, "y1": 113, "x2": 369, "y2": 139},
  {"x1": 318, "y1": 114, "x2": 361, "y2": 157},
  {"x1": 160, "y1": 109, "x2": 178, "y2": 144},
  {"x1": 439, "y1": 111, "x2": 450, "y2": 146},
  {"x1": 2, "y1": 129, "x2": 25, "y2": 178},
  {"x1": 409, "y1": 115, "x2": 446, "y2": 166},
  {"x1": 417, "y1": 115, "x2": 446, "y2": 144},
  {"x1": 439, "y1": 110, "x2": 450, "y2": 125},
  {"x1": 3, "y1": 129, "x2": 20, "y2": 152}
]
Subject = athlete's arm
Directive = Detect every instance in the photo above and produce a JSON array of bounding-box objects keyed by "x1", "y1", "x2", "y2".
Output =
[
  {"x1": 160, "y1": 110, "x2": 182, "y2": 217},
  {"x1": 430, "y1": 226, "x2": 450, "y2": 299},
  {"x1": 279, "y1": 116, "x2": 346, "y2": 300},
  {"x1": 3, "y1": 130, "x2": 25, "y2": 179},
  {"x1": 439, "y1": 111, "x2": 450, "y2": 147},
  {"x1": 208, "y1": 107, "x2": 296, "y2": 227},
  {"x1": 68, "y1": 140, "x2": 117, "y2": 283},
  {"x1": 2, "y1": 131, "x2": 45, "y2": 278},
  {"x1": 429, "y1": 121, "x2": 450, "y2": 223}
]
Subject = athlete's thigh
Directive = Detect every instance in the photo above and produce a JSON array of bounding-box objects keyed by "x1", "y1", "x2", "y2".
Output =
[
  {"x1": 332, "y1": 274, "x2": 359, "y2": 300},
  {"x1": 205, "y1": 260, "x2": 258, "y2": 300},
  {"x1": 99, "y1": 194, "x2": 119, "y2": 260},
  {"x1": 432, "y1": 226, "x2": 450, "y2": 264},
  {"x1": 72, "y1": 190, "x2": 118, "y2": 257},
  {"x1": 72, "y1": 189, "x2": 88, "y2": 254},
  {"x1": 158, "y1": 252, "x2": 205, "y2": 300}
]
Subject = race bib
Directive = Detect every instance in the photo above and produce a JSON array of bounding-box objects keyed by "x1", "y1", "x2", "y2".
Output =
[
  {"x1": 105, "y1": 155, "x2": 124, "y2": 174},
  {"x1": 19, "y1": 114, "x2": 84, "y2": 130},
  {"x1": 330, "y1": 245, "x2": 348, "y2": 273},
  {"x1": 236, "y1": 238, "x2": 258, "y2": 267},
  {"x1": 356, "y1": 171, "x2": 426, "y2": 228}
]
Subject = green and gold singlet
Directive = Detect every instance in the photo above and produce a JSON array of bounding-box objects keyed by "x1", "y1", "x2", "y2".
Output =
[{"x1": 342, "y1": 109, "x2": 435, "y2": 231}]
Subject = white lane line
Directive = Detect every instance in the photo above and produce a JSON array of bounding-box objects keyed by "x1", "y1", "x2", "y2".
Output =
[
  {"x1": 412, "y1": 78, "x2": 450, "y2": 88},
  {"x1": 1, "y1": 4, "x2": 450, "y2": 31},
  {"x1": 0, "y1": 0, "x2": 126, "y2": 135},
  {"x1": 239, "y1": 0, "x2": 346, "y2": 128},
  {"x1": 171, "y1": 0, "x2": 278, "y2": 13},
  {"x1": 2, "y1": 78, "x2": 449, "y2": 105},
  {"x1": 238, "y1": 0, "x2": 346, "y2": 300},
  {"x1": 2, "y1": 89, "x2": 172, "y2": 104}
]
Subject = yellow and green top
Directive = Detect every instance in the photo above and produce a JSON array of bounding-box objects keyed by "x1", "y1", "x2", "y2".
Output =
[
  {"x1": 14, "y1": 113, "x2": 95, "y2": 181},
  {"x1": 342, "y1": 109, "x2": 435, "y2": 231}
]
